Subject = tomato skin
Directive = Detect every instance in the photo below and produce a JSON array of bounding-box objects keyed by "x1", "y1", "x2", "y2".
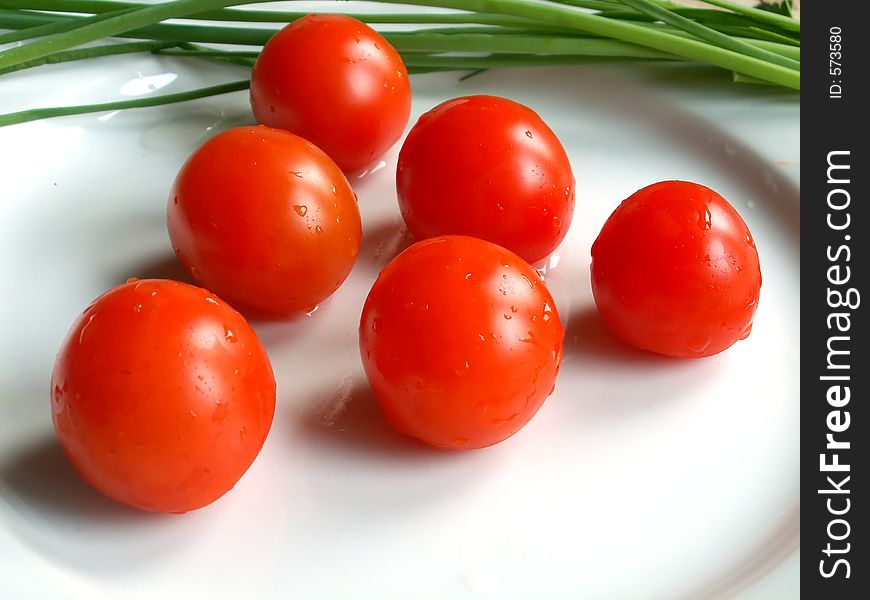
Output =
[
  {"x1": 167, "y1": 126, "x2": 362, "y2": 316},
  {"x1": 250, "y1": 14, "x2": 411, "y2": 174},
  {"x1": 396, "y1": 95, "x2": 575, "y2": 264},
  {"x1": 591, "y1": 181, "x2": 761, "y2": 358},
  {"x1": 360, "y1": 235, "x2": 563, "y2": 450},
  {"x1": 50, "y1": 279, "x2": 276, "y2": 513}
]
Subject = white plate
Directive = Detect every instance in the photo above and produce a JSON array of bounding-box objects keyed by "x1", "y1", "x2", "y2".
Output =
[{"x1": 0, "y1": 25, "x2": 798, "y2": 600}]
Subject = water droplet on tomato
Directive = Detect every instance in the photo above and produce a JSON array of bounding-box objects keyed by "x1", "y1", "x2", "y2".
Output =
[
  {"x1": 52, "y1": 385, "x2": 64, "y2": 413},
  {"x1": 511, "y1": 306, "x2": 518, "y2": 313},
  {"x1": 78, "y1": 314, "x2": 96, "y2": 345},
  {"x1": 204, "y1": 297, "x2": 218, "y2": 305},
  {"x1": 315, "y1": 225, "x2": 323, "y2": 233},
  {"x1": 687, "y1": 333, "x2": 712, "y2": 354},
  {"x1": 503, "y1": 313, "x2": 512, "y2": 320},
  {"x1": 293, "y1": 171, "x2": 303, "y2": 178},
  {"x1": 525, "y1": 130, "x2": 532, "y2": 139},
  {"x1": 739, "y1": 323, "x2": 753, "y2": 340},
  {"x1": 698, "y1": 208, "x2": 712, "y2": 230},
  {"x1": 224, "y1": 327, "x2": 237, "y2": 343},
  {"x1": 212, "y1": 402, "x2": 228, "y2": 422},
  {"x1": 331, "y1": 185, "x2": 337, "y2": 194},
  {"x1": 294, "y1": 204, "x2": 307, "y2": 216},
  {"x1": 490, "y1": 413, "x2": 518, "y2": 426}
]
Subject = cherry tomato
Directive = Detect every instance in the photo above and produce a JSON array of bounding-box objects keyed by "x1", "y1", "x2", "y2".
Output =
[
  {"x1": 167, "y1": 125, "x2": 362, "y2": 316},
  {"x1": 51, "y1": 279, "x2": 276, "y2": 513},
  {"x1": 591, "y1": 180, "x2": 762, "y2": 358},
  {"x1": 360, "y1": 235, "x2": 564, "y2": 449},
  {"x1": 250, "y1": 14, "x2": 411, "y2": 174},
  {"x1": 396, "y1": 95, "x2": 575, "y2": 264}
]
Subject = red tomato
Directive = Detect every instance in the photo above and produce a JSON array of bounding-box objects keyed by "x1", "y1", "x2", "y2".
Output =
[
  {"x1": 167, "y1": 125, "x2": 362, "y2": 316},
  {"x1": 51, "y1": 279, "x2": 276, "y2": 513},
  {"x1": 360, "y1": 235, "x2": 564, "y2": 449},
  {"x1": 396, "y1": 95, "x2": 575, "y2": 264},
  {"x1": 591, "y1": 181, "x2": 762, "y2": 358},
  {"x1": 250, "y1": 14, "x2": 411, "y2": 174}
]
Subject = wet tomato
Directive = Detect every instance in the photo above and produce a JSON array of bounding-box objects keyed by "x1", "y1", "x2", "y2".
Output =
[
  {"x1": 360, "y1": 235, "x2": 564, "y2": 449},
  {"x1": 591, "y1": 180, "x2": 762, "y2": 358},
  {"x1": 250, "y1": 14, "x2": 411, "y2": 174},
  {"x1": 397, "y1": 95, "x2": 575, "y2": 264},
  {"x1": 51, "y1": 279, "x2": 276, "y2": 513},
  {"x1": 167, "y1": 126, "x2": 362, "y2": 316}
]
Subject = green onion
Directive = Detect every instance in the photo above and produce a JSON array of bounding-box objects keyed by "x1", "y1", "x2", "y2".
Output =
[
  {"x1": 615, "y1": 0, "x2": 798, "y2": 70},
  {"x1": 0, "y1": 0, "x2": 244, "y2": 70},
  {"x1": 697, "y1": 0, "x2": 800, "y2": 32},
  {"x1": 386, "y1": 0, "x2": 798, "y2": 88},
  {"x1": 0, "y1": 39, "x2": 176, "y2": 75},
  {"x1": 0, "y1": 0, "x2": 800, "y2": 127},
  {"x1": 0, "y1": 79, "x2": 250, "y2": 127}
]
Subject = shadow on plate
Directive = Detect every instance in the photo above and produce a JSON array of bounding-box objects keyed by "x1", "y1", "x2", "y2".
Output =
[
  {"x1": 116, "y1": 251, "x2": 195, "y2": 285},
  {"x1": 0, "y1": 436, "x2": 210, "y2": 575},
  {"x1": 561, "y1": 305, "x2": 682, "y2": 368},
  {"x1": 554, "y1": 305, "x2": 723, "y2": 422},
  {"x1": 0, "y1": 437, "x2": 162, "y2": 524},
  {"x1": 294, "y1": 380, "x2": 456, "y2": 462},
  {"x1": 356, "y1": 218, "x2": 414, "y2": 273}
]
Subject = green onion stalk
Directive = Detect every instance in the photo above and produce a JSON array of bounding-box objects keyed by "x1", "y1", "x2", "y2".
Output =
[{"x1": 0, "y1": 0, "x2": 800, "y2": 127}]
